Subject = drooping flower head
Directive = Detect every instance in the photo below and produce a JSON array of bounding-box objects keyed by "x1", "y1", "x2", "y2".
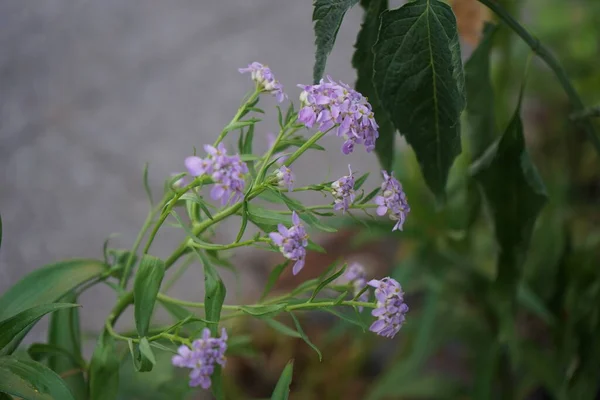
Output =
[
  {"x1": 268, "y1": 211, "x2": 308, "y2": 275},
  {"x1": 367, "y1": 277, "x2": 408, "y2": 338},
  {"x1": 172, "y1": 328, "x2": 228, "y2": 389},
  {"x1": 297, "y1": 76, "x2": 379, "y2": 154},
  {"x1": 331, "y1": 164, "x2": 356, "y2": 212},
  {"x1": 275, "y1": 165, "x2": 295, "y2": 191},
  {"x1": 239, "y1": 62, "x2": 286, "y2": 102},
  {"x1": 375, "y1": 171, "x2": 410, "y2": 231},
  {"x1": 343, "y1": 262, "x2": 369, "y2": 310},
  {"x1": 185, "y1": 143, "x2": 248, "y2": 205}
]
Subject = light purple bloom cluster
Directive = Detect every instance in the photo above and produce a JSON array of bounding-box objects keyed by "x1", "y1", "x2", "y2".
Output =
[
  {"x1": 239, "y1": 62, "x2": 285, "y2": 103},
  {"x1": 367, "y1": 277, "x2": 408, "y2": 338},
  {"x1": 297, "y1": 76, "x2": 379, "y2": 154},
  {"x1": 375, "y1": 171, "x2": 410, "y2": 231},
  {"x1": 331, "y1": 164, "x2": 356, "y2": 212},
  {"x1": 275, "y1": 165, "x2": 295, "y2": 191},
  {"x1": 344, "y1": 262, "x2": 369, "y2": 310},
  {"x1": 185, "y1": 143, "x2": 248, "y2": 205},
  {"x1": 269, "y1": 211, "x2": 308, "y2": 275},
  {"x1": 172, "y1": 328, "x2": 228, "y2": 389}
]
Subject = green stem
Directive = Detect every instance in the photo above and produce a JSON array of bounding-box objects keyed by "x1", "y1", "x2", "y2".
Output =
[
  {"x1": 214, "y1": 89, "x2": 261, "y2": 146},
  {"x1": 189, "y1": 237, "x2": 270, "y2": 251},
  {"x1": 157, "y1": 293, "x2": 239, "y2": 310},
  {"x1": 477, "y1": 0, "x2": 600, "y2": 156},
  {"x1": 284, "y1": 130, "x2": 327, "y2": 167}
]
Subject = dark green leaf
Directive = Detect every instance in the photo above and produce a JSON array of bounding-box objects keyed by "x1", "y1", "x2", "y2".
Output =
[
  {"x1": 353, "y1": 0, "x2": 395, "y2": 170},
  {"x1": 0, "y1": 259, "x2": 105, "y2": 321},
  {"x1": 235, "y1": 201, "x2": 249, "y2": 243},
  {"x1": 142, "y1": 162, "x2": 153, "y2": 206},
  {"x1": 196, "y1": 250, "x2": 226, "y2": 335},
  {"x1": 309, "y1": 264, "x2": 347, "y2": 302},
  {"x1": 0, "y1": 303, "x2": 78, "y2": 355},
  {"x1": 360, "y1": 187, "x2": 380, "y2": 204},
  {"x1": 247, "y1": 204, "x2": 291, "y2": 227},
  {"x1": 312, "y1": 0, "x2": 359, "y2": 82},
  {"x1": 239, "y1": 304, "x2": 286, "y2": 318},
  {"x1": 211, "y1": 365, "x2": 225, "y2": 400},
  {"x1": 128, "y1": 337, "x2": 156, "y2": 372},
  {"x1": 27, "y1": 344, "x2": 84, "y2": 368},
  {"x1": 324, "y1": 308, "x2": 367, "y2": 330},
  {"x1": 373, "y1": 0, "x2": 466, "y2": 199},
  {"x1": 517, "y1": 283, "x2": 555, "y2": 325},
  {"x1": 264, "y1": 319, "x2": 302, "y2": 338},
  {"x1": 271, "y1": 360, "x2": 294, "y2": 400},
  {"x1": 47, "y1": 292, "x2": 86, "y2": 400},
  {"x1": 243, "y1": 124, "x2": 255, "y2": 155},
  {"x1": 89, "y1": 330, "x2": 120, "y2": 400},
  {"x1": 298, "y1": 213, "x2": 337, "y2": 233},
  {"x1": 261, "y1": 262, "x2": 289, "y2": 301},
  {"x1": 465, "y1": 22, "x2": 498, "y2": 158},
  {"x1": 289, "y1": 313, "x2": 322, "y2": 361},
  {"x1": 133, "y1": 255, "x2": 165, "y2": 337},
  {"x1": 306, "y1": 240, "x2": 326, "y2": 254},
  {"x1": 223, "y1": 118, "x2": 261, "y2": 134},
  {"x1": 0, "y1": 356, "x2": 74, "y2": 400},
  {"x1": 354, "y1": 172, "x2": 369, "y2": 191}
]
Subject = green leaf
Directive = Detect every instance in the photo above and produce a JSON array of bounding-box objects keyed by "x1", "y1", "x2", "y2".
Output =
[
  {"x1": 373, "y1": 0, "x2": 466, "y2": 199},
  {"x1": 312, "y1": 0, "x2": 359, "y2": 82},
  {"x1": 0, "y1": 356, "x2": 75, "y2": 400},
  {"x1": 472, "y1": 341, "x2": 499, "y2": 400},
  {"x1": 323, "y1": 308, "x2": 367, "y2": 330},
  {"x1": 0, "y1": 303, "x2": 78, "y2": 355},
  {"x1": 223, "y1": 118, "x2": 261, "y2": 134},
  {"x1": 261, "y1": 262, "x2": 289, "y2": 301},
  {"x1": 239, "y1": 304, "x2": 286, "y2": 318},
  {"x1": 264, "y1": 319, "x2": 302, "y2": 338},
  {"x1": 128, "y1": 337, "x2": 156, "y2": 372},
  {"x1": 517, "y1": 283, "x2": 555, "y2": 325},
  {"x1": 133, "y1": 255, "x2": 165, "y2": 337},
  {"x1": 298, "y1": 213, "x2": 337, "y2": 233},
  {"x1": 47, "y1": 292, "x2": 87, "y2": 400},
  {"x1": 143, "y1": 162, "x2": 153, "y2": 206},
  {"x1": 27, "y1": 344, "x2": 84, "y2": 368},
  {"x1": 353, "y1": 0, "x2": 395, "y2": 170},
  {"x1": 353, "y1": 172, "x2": 369, "y2": 191},
  {"x1": 464, "y1": 22, "x2": 498, "y2": 158},
  {"x1": 235, "y1": 201, "x2": 249, "y2": 243},
  {"x1": 0, "y1": 259, "x2": 105, "y2": 321},
  {"x1": 271, "y1": 360, "x2": 294, "y2": 400},
  {"x1": 196, "y1": 250, "x2": 226, "y2": 335},
  {"x1": 289, "y1": 313, "x2": 322, "y2": 361},
  {"x1": 306, "y1": 239, "x2": 326, "y2": 254},
  {"x1": 360, "y1": 187, "x2": 380, "y2": 204},
  {"x1": 89, "y1": 331, "x2": 120, "y2": 400},
  {"x1": 247, "y1": 204, "x2": 290, "y2": 227},
  {"x1": 159, "y1": 300, "x2": 205, "y2": 333},
  {"x1": 309, "y1": 264, "x2": 347, "y2": 302}
]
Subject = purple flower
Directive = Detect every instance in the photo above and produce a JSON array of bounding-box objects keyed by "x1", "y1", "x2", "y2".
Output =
[
  {"x1": 331, "y1": 164, "x2": 356, "y2": 212},
  {"x1": 269, "y1": 211, "x2": 308, "y2": 275},
  {"x1": 239, "y1": 62, "x2": 286, "y2": 102},
  {"x1": 375, "y1": 171, "x2": 410, "y2": 231},
  {"x1": 275, "y1": 166, "x2": 295, "y2": 191},
  {"x1": 171, "y1": 173, "x2": 188, "y2": 189},
  {"x1": 266, "y1": 132, "x2": 289, "y2": 164},
  {"x1": 172, "y1": 328, "x2": 228, "y2": 389},
  {"x1": 367, "y1": 277, "x2": 408, "y2": 338},
  {"x1": 297, "y1": 76, "x2": 379, "y2": 154},
  {"x1": 344, "y1": 262, "x2": 369, "y2": 311},
  {"x1": 184, "y1": 143, "x2": 249, "y2": 205}
]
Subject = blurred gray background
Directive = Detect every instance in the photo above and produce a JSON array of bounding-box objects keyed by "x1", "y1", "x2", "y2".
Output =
[{"x1": 0, "y1": 1, "x2": 384, "y2": 339}]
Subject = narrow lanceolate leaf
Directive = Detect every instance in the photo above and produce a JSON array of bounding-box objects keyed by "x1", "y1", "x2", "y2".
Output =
[
  {"x1": 261, "y1": 262, "x2": 289, "y2": 301},
  {"x1": 133, "y1": 255, "x2": 165, "y2": 337},
  {"x1": 464, "y1": 23, "x2": 498, "y2": 159},
  {"x1": 373, "y1": 0, "x2": 466, "y2": 199},
  {"x1": 353, "y1": 0, "x2": 395, "y2": 171},
  {"x1": 0, "y1": 303, "x2": 78, "y2": 355},
  {"x1": 89, "y1": 331, "x2": 120, "y2": 400},
  {"x1": 271, "y1": 360, "x2": 294, "y2": 400},
  {"x1": 48, "y1": 292, "x2": 87, "y2": 400},
  {"x1": 289, "y1": 312, "x2": 322, "y2": 361},
  {"x1": 312, "y1": 0, "x2": 359, "y2": 82},
  {"x1": 196, "y1": 250, "x2": 226, "y2": 336},
  {"x1": 0, "y1": 356, "x2": 75, "y2": 400}
]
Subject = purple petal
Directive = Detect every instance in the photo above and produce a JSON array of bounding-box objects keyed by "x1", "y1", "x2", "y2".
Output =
[
  {"x1": 369, "y1": 319, "x2": 386, "y2": 334},
  {"x1": 376, "y1": 206, "x2": 388, "y2": 216},
  {"x1": 292, "y1": 211, "x2": 300, "y2": 226},
  {"x1": 185, "y1": 156, "x2": 205, "y2": 176},
  {"x1": 269, "y1": 232, "x2": 284, "y2": 246},
  {"x1": 292, "y1": 258, "x2": 305, "y2": 275}
]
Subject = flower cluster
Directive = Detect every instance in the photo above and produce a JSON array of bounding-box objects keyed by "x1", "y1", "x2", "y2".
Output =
[
  {"x1": 375, "y1": 171, "x2": 410, "y2": 231},
  {"x1": 367, "y1": 278, "x2": 408, "y2": 338},
  {"x1": 269, "y1": 211, "x2": 308, "y2": 275},
  {"x1": 297, "y1": 76, "x2": 379, "y2": 154},
  {"x1": 172, "y1": 328, "x2": 228, "y2": 389},
  {"x1": 275, "y1": 165, "x2": 295, "y2": 191},
  {"x1": 239, "y1": 62, "x2": 285, "y2": 103},
  {"x1": 331, "y1": 164, "x2": 356, "y2": 212},
  {"x1": 344, "y1": 262, "x2": 369, "y2": 310},
  {"x1": 185, "y1": 143, "x2": 248, "y2": 205}
]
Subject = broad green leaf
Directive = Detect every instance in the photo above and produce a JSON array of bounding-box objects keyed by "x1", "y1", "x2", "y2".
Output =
[
  {"x1": 196, "y1": 250, "x2": 226, "y2": 335},
  {"x1": 309, "y1": 264, "x2": 347, "y2": 301},
  {"x1": 89, "y1": 331, "x2": 120, "y2": 400},
  {"x1": 0, "y1": 259, "x2": 105, "y2": 321},
  {"x1": 271, "y1": 360, "x2": 294, "y2": 400},
  {"x1": 27, "y1": 344, "x2": 84, "y2": 368},
  {"x1": 353, "y1": 0, "x2": 395, "y2": 170},
  {"x1": 247, "y1": 204, "x2": 290, "y2": 227},
  {"x1": 47, "y1": 292, "x2": 86, "y2": 400},
  {"x1": 134, "y1": 255, "x2": 165, "y2": 337},
  {"x1": 289, "y1": 313, "x2": 322, "y2": 361},
  {"x1": 0, "y1": 356, "x2": 74, "y2": 400},
  {"x1": 312, "y1": 0, "x2": 359, "y2": 82},
  {"x1": 264, "y1": 319, "x2": 302, "y2": 338},
  {"x1": 239, "y1": 304, "x2": 286, "y2": 318},
  {"x1": 211, "y1": 366, "x2": 225, "y2": 400},
  {"x1": 261, "y1": 262, "x2": 289, "y2": 301},
  {"x1": 373, "y1": 0, "x2": 466, "y2": 199},
  {"x1": 464, "y1": 23, "x2": 498, "y2": 158},
  {"x1": 128, "y1": 337, "x2": 156, "y2": 372},
  {"x1": 0, "y1": 303, "x2": 77, "y2": 355}
]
